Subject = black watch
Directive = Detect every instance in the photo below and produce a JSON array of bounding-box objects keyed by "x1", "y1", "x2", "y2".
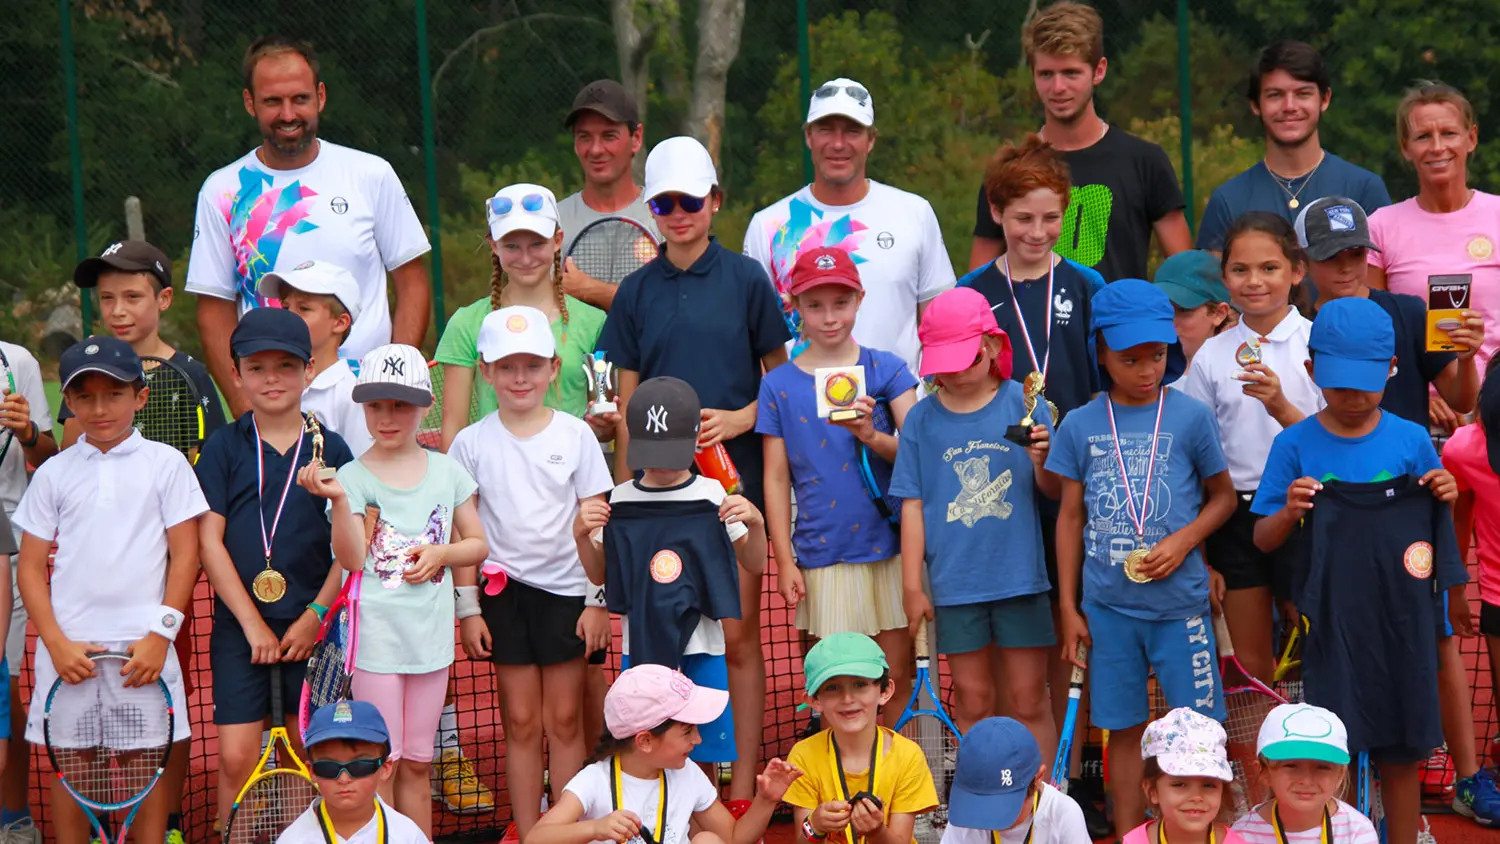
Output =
[{"x1": 19, "y1": 421, "x2": 38, "y2": 449}]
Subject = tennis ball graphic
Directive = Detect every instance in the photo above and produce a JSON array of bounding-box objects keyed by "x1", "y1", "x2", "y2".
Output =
[{"x1": 824, "y1": 373, "x2": 858, "y2": 407}]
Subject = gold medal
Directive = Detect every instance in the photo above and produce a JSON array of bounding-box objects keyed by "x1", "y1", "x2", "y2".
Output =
[
  {"x1": 252, "y1": 567, "x2": 288, "y2": 603},
  {"x1": 1123, "y1": 547, "x2": 1153, "y2": 584}
]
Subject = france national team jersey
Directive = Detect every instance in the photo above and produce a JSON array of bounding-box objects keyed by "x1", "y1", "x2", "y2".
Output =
[{"x1": 1046, "y1": 390, "x2": 1228, "y2": 621}]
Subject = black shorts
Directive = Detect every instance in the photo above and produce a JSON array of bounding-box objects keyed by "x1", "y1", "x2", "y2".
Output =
[
  {"x1": 1205, "y1": 493, "x2": 1296, "y2": 598},
  {"x1": 209, "y1": 615, "x2": 308, "y2": 726},
  {"x1": 1482, "y1": 601, "x2": 1500, "y2": 637},
  {"x1": 481, "y1": 577, "x2": 587, "y2": 667}
]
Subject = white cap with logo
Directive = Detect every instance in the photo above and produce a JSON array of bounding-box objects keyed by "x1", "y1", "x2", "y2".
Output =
[
  {"x1": 258, "y1": 260, "x2": 364, "y2": 324},
  {"x1": 352, "y1": 343, "x2": 433, "y2": 407},
  {"x1": 1256, "y1": 703, "x2": 1351, "y2": 765},
  {"x1": 478, "y1": 305, "x2": 556, "y2": 363},
  {"x1": 644, "y1": 136, "x2": 719, "y2": 203},
  {"x1": 486, "y1": 183, "x2": 560, "y2": 242},
  {"x1": 806, "y1": 77, "x2": 874, "y2": 127}
]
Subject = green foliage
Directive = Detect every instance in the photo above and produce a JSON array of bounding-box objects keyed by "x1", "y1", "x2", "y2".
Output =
[{"x1": 1101, "y1": 14, "x2": 1258, "y2": 141}]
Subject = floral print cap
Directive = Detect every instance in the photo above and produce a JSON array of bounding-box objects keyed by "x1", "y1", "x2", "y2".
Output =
[{"x1": 1141, "y1": 707, "x2": 1234, "y2": 782}]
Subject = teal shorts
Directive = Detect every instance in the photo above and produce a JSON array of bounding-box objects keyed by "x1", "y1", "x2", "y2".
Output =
[{"x1": 934, "y1": 592, "x2": 1055, "y2": 655}]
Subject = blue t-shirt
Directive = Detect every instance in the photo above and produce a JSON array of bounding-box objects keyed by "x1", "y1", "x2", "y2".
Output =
[
  {"x1": 1250, "y1": 410, "x2": 1442, "y2": 516},
  {"x1": 1046, "y1": 390, "x2": 1228, "y2": 621},
  {"x1": 756, "y1": 346, "x2": 917, "y2": 569},
  {"x1": 888, "y1": 381, "x2": 1051, "y2": 606},
  {"x1": 1195, "y1": 154, "x2": 1391, "y2": 252},
  {"x1": 1365, "y1": 288, "x2": 1456, "y2": 425}
]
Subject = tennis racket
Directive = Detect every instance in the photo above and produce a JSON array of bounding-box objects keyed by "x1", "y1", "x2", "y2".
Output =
[
  {"x1": 299, "y1": 576, "x2": 361, "y2": 741},
  {"x1": 1212, "y1": 614, "x2": 1287, "y2": 820},
  {"x1": 136, "y1": 356, "x2": 206, "y2": 463},
  {"x1": 895, "y1": 620, "x2": 960, "y2": 844},
  {"x1": 420, "y1": 360, "x2": 482, "y2": 451},
  {"x1": 1272, "y1": 615, "x2": 1308, "y2": 704},
  {"x1": 856, "y1": 398, "x2": 900, "y2": 528},
  {"x1": 224, "y1": 665, "x2": 319, "y2": 843},
  {"x1": 43, "y1": 651, "x2": 174, "y2": 844},
  {"x1": 1051, "y1": 645, "x2": 1087, "y2": 793},
  {"x1": 1356, "y1": 750, "x2": 1388, "y2": 836},
  {"x1": 566, "y1": 216, "x2": 659, "y2": 285},
  {"x1": 0, "y1": 346, "x2": 17, "y2": 467}
]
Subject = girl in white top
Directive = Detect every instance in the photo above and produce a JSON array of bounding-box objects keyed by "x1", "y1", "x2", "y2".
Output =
[
  {"x1": 1231, "y1": 704, "x2": 1379, "y2": 843},
  {"x1": 531, "y1": 664, "x2": 799, "y2": 844},
  {"x1": 1179, "y1": 213, "x2": 1322, "y2": 688},
  {"x1": 299, "y1": 343, "x2": 489, "y2": 839}
]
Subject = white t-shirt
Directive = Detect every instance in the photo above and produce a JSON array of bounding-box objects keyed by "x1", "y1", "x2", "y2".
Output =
[
  {"x1": 450, "y1": 411, "x2": 613, "y2": 596},
  {"x1": 1230, "y1": 800, "x2": 1379, "y2": 843},
  {"x1": 186, "y1": 140, "x2": 432, "y2": 360},
  {"x1": 304, "y1": 360, "x2": 372, "y2": 457},
  {"x1": 276, "y1": 798, "x2": 429, "y2": 844},
  {"x1": 605, "y1": 476, "x2": 748, "y2": 657},
  {"x1": 564, "y1": 758, "x2": 721, "y2": 844},
  {"x1": 0, "y1": 342, "x2": 52, "y2": 535},
  {"x1": 743, "y1": 181, "x2": 956, "y2": 375},
  {"x1": 12, "y1": 432, "x2": 208, "y2": 641},
  {"x1": 558, "y1": 189, "x2": 661, "y2": 258},
  {"x1": 939, "y1": 783, "x2": 1089, "y2": 844},
  {"x1": 1178, "y1": 310, "x2": 1324, "y2": 490}
]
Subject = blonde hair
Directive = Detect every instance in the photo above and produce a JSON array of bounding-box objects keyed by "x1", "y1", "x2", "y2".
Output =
[
  {"x1": 1023, "y1": 2, "x2": 1105, "y2": 67},
  {"x1": 284, "y1": 289, "x2": 352, "y2": 344},
  {"x1": 1258, "y1": 755, "x2": 1350, "y2": 805},
  {"x1": 487, "y1": 237, "x2": 570, "y2": 341},
  {"x1": 1396, "y1": 80, "x2": 1476, "y2": 150}
]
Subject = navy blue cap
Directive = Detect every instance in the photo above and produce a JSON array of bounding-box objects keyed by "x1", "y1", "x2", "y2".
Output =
[
  {"x1": 949, "y1": 717, "x2": 1042, "y2": 830},
  {"x1": 1308, "y1": 297, "x2": 1394, "y2": 392},
  {"x1": 230, "y1": 306, "x2": 312, "y2": 362},
  {"x1": 1153, "y1": 250, "x2": 1230, "y2": 308},
  {"x1": 1089, "y1": 279, "x2": 1186, "y2": 388},
  {"x1": 59, "y1": 336, "x2": 143, "y2": 390},
  {"x1": 303, "y1": 700, "x2": 390, "y2": 749}
]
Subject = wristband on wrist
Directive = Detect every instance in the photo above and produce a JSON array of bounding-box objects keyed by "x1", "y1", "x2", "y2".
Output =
[
  {"x1": 801, "y1": 818, "x2": 827, "y2": 842},
  {"x1": 584, "y1": 581, "x2": 607, "y2": 608},
  {"x1": 455, "y1": 585, "x2": 481, "y2": 619},
  {"x1": 19, "y1": 422, "x2": 38, "y2": 449},
  {"x1": 307, "y1": 602, "x2": 329, "y2": 623},
  {"x1": 150, "y1": 607, "x2": 186, "y2": 642}
]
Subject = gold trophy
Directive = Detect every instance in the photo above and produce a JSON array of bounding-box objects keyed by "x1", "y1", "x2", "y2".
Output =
[
  {"x1": 1005, "y1": 372, "x2": 1045, "y2": 446},
  {"x1": 306, "y1": 414, "x2": 338, "y2": 481}
]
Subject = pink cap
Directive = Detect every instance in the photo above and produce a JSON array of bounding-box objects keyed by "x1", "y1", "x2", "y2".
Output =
[
  {"x1": 604, "y1": 664, "x2": 730, "y2": 739},
  {"x1": 918, "y1": 287, "x2": 1012, "y2": 379}
]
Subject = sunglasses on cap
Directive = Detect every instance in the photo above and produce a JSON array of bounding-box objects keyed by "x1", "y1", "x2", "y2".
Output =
[
  {"x1": 489, "y1": 193, "x2": 546, "y2": 216},
  {"x1": 310, "y1": 757, "x2": 387, "y2": 780},
  {"x1": 647, "y1": 194, "x2": 709, "y2": 216},
  {"x1": 814, "y1": 84, "x2": 870, "y2": 105}
]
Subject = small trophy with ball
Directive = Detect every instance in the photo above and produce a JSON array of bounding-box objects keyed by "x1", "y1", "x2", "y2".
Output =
[
  {"x1": 583, "y1": 351, "x2": 618, "y2": 415},
  {"x1": 815, "y1": 366, "x2": 866, "y2": 422}
]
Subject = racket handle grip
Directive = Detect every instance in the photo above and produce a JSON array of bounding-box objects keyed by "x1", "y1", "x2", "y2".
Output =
[
  {"x1": 1070, "y1": 644, "x2": 1088, "y2": 683},
  {"x1": 914, "y1": 619, "x2": 930, "y2": 658}
]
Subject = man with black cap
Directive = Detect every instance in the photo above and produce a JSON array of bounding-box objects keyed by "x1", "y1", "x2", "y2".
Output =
[{"x1": 557, "y1": 79, "x2": 660, "y2": 311}]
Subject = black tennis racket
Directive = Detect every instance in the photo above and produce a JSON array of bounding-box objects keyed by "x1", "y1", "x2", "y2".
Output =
[
  {"x1": 136, "y1": 356, "x2": 206, "y2": 463},
  {"x1": 567, "y1": 216, "x2": 659, "y2": 284},
  {"x1": 856, "y1": 398, "x2": 900, "y2": 527}
]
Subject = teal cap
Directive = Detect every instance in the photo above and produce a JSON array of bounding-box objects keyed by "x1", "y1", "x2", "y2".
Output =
[
  {"x1": 1154, "y1": 250, "x2": 1229, "y2": 309},
  {"x1": 803, "y1": 632, "x2": 888, "y2": 696}
]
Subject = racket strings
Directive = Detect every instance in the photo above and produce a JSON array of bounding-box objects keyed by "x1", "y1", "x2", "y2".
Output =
[
  {"x1": 227, "y1": 771, "x2": 320, "y2": 844},
  {"x1": 137, "y1": 365, "x2": 202, "y2": 458},
  {"x1": 60, "y1": 700, "x2": 168, "y2": 807},
  {"x1": 571, "y1": 220, "x2": 656, "y2": 284},
  {"x1": 901, "y1": 704, "x2": 955, "y2": 844},
  {"x1": 304, "y1": 616, "x2": 352, "y2": 711}
]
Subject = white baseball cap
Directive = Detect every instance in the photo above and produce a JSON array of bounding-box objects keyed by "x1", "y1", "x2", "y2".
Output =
[
  {"x1": 486, "y1": 183, "x2": 560, "y2": 242},
  {"x1": 806, "y1": 77, "x2": 874, "y2": 127},
  {"x1": 643, "y1": 136, "x2": 719, "y2": 202},
  {"x1": 1256, "y1": 703, "x2": 1350, "y2": 765},
  {"x1": 352, "y1": 343, "x2": 433, "y2": 407},
  {"x1": 478, "y1": 305, "x2": 555, "y2": 363},
  {"x1": 1142, "y1": 708, "x2": 1234, "y2": 782},
  {"x1": 258, "y1": 260, "x2": 363, "y2": 324}
]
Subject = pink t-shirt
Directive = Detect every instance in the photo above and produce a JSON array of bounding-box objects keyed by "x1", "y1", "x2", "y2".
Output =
[
  {"x1": 1123, "y1": 822, "x2": 1249, "y2": 844},
  {"x1": 1368, "y1": 192, "x2": 1500, "y2": 373},
  {"x1": 1440, "y1": 422, "x2": 1500, "y2": 605}
]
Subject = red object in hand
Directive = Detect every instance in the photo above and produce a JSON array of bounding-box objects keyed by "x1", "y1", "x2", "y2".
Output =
[{"x1": 695, "y1": 443, "x2": 743, "y2": 494}]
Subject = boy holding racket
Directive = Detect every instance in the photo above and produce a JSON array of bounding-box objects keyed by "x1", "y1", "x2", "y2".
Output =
[
  {"x1": 14, "y1": 336, "x2": 207, "y2": 844},
  {"x1": 196, "y1": 308, "x2": 355, "y2": 832}
]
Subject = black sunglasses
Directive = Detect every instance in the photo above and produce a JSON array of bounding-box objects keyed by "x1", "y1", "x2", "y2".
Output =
[
  {"x1": 647, "y1": 194, "x2": 709, "y2": 216},
  {"x1": 310, "y1": 757, "x2": 387, "y2": 780},
  {"x1": 814, "y1": 84, "x2": 871, "y2": 105}
]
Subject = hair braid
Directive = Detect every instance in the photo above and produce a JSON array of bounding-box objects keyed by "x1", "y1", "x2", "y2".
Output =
[
  {"x1": 488, "y1": 245, "x2": 507, "y2": 311},
  {"x1": 552, "y1": 249, "x2": 570, "y2": 343}
]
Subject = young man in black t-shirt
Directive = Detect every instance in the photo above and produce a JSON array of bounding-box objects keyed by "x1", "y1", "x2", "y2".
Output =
[{"x1": 967, "y1": 1, "x2": 1191, "y2": 281}]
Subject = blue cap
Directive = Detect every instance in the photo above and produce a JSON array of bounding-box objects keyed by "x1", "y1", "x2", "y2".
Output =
[
  {"x1": 60, "y1": 336, "x2": 143, "y2": 390},
  {"x1": 230, "y1": 306, "x2": 313, "y2": 362},
  {"x1": 949, "y1": 718, "x2": 1042, "y2": 830},
  {"x1": 1308, "y1": 298, "x2": 1394, "y2": 392},
  {"x1": 1153, "y1": 250, "x2": 1229, "y2": 308},
  {"x1": 1089, "y1": 279, "x2": 1185, "y2": 388},
  {"x1": 303, "y1": 700, "x2": 390, "y2": 749}
]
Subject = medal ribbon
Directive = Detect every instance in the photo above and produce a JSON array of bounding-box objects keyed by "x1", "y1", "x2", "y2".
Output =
[
  {"x1": 1002, "y1": 255, "x2": 1054, "y2": 381},
  {"x1": 254, "y1": 414, "x2": 305, "y2": 569},
  {"x1": 1271, "y1": 802, "x2": 1331, "y2": 844},
  {"x1": 611, "y1": 755, "x2": 667, "y2": 844},
  {"x1": 829, "y1": 729, "x2": 881, "y2": 844},
  {"x1": 1155, "y1": 820, "x2": 1217, "y2": 844},
  {"x1": 1105, "y1": 391, "x2": 1166, "y2": 543},
  {"x1": 990, "y1": 788, "x2": 1042, "y2": 844},
  {"x1": 317, "y1": 796, "x2": 388, "y2": 844}
]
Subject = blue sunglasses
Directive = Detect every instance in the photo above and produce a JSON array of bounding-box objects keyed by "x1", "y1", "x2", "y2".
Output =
[
  {"x1": 647, "y1": 194, "x2": 709, "y2": 216},
  {"x1": 489, "y1": 193, "x2": 546, "y2": 216}
]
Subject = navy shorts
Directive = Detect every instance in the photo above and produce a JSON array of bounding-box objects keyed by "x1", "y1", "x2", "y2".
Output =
[
  {"x1": 481, "y1": 578, "x2": 586, "y2": 667},
  {"x1": 1483, "y1": 601, "x2": 1500, "y2": 637},
  {"x1": 1085, "y1": 602, "x2": 1225, "y2": 730},
  {"x1": 621, "y1": 652, "x2": 736, "y2": 764},
  {"x1": 209, "y1": 615, "x2": 308, "y2": 726}
]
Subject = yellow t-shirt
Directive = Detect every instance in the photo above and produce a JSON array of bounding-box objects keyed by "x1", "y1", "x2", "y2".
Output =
[{"x1": 784, "y1": 727, "x2": 939, "y2": 844}]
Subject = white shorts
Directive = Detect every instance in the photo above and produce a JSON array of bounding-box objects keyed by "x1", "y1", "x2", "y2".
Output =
[
  {"x1": 6, "y1": 556, "x2": 23, "y2": 677},
  {"x1": 25, "y1": 639, "x2": 191, "y2": 746}
]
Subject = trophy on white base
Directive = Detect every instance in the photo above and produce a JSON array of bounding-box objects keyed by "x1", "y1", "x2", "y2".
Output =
[{"x1": 584, "y1": 351, "x2": 618, "y2": 415}]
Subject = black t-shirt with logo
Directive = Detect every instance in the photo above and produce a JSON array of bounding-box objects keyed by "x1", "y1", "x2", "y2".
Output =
[{"x1": 973, "y1": 127, "x2": 1185, "y2": 283}]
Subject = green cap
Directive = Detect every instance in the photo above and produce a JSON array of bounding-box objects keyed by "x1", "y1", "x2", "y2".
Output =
[
  {"x1": 803, "y1": 632, "x2": 888, "y2": 695},
  {"x1": 1153, "y1": 250, "x2": 1229, "y2": 309}
]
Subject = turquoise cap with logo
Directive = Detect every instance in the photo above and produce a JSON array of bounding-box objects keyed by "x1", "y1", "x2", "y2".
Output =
[{"x1": 803, "y1": 632, "x2": 888, "y2": 696}]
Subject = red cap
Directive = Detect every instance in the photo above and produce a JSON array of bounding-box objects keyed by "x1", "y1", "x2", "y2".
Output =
[
  {"x1": 918, "y1": 287, "x2": 1012, "y2": 379},
  {"x1": 788, "y1": 247, "x2": 863, "y2": 296}
]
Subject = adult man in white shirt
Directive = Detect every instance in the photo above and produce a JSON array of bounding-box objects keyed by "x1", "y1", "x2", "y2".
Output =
[
  {"x1": 187, "y1": 35, "x2": 432, "y2": 416},
  {"x1": 743, "y1": 77, "x2": 955, "y2": 376}
]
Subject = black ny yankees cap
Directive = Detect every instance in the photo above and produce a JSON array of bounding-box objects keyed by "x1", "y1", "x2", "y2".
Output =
[{"x1": 626, "y1": 376, "x2": 701, "y2": 472}]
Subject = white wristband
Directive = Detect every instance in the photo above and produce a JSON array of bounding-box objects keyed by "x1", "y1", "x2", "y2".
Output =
[
  {"x1": 584, "y1": 581, "x2": 607, "y2": 609},
  {"x1": 151, "y1": 607, "x2": 186, "y2": 642},
  {"x1": 455, "y1": 586, "x2": 482, "y2": 619}
]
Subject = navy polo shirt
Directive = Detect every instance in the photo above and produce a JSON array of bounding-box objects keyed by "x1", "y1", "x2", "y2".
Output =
[
  {"x1": 196, "y1": 413, "x2": 355, "y2": 621},
  {"x1": 598, "y1": 238, "x2": 792, "y2": 506},
  {"x1": 1367, "y1": 288, "x2": 1455, "y2": 425}
]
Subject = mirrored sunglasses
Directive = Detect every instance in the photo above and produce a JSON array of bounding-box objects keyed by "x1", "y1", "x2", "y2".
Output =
[
  {"x1": 814, "y1": 84, "x2": 870, "y2": 105},
  {"x1": 647, "y1": 194, "x2": 708, "y2": 216},
  {"x1": 489, "y1": 193, "x2": 546, "y2": 216}
]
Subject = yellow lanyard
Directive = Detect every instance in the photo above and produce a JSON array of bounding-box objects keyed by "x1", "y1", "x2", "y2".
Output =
[
  {"x1": 611, "y1": 755, "x2": 668, "y2": 844},
  {"x1": 989, "y1": 789, "x2": 1042, "y2": 844},
  {"x1": 828, "y1": 730, "x2": 883, "y2": 844},
  {"x1": 316, "y1": 798, "x2": 387, "y2": 844},
  {"x1": 1155, "y1": 820, "x2": 1217, "y2": 844},
  {"x1": 1271, "y1": 802, "x2": 1332, "y2": 844}
]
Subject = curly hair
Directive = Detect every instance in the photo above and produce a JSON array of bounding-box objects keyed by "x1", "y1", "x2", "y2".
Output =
[{"x1": 1022, "y1": 2, "x2": 1105, "y2": 68}]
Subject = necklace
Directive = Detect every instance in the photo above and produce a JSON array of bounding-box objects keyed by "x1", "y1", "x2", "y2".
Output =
[{"x1": 1266, "y1": 150, "x2": 1326, "y2": 209}]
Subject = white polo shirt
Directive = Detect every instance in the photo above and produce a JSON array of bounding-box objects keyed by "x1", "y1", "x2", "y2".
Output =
[
  {"x1": 1179, "y1": 310, "x2": 1324, "y2": 491},
  {"x1": 939, "y1": 783, "x2": 1090, "y2": 844},
  {"x1": 12, "y1": 432, "x2": 208, "y2": 642},
  {"x1": 277, "y1": 798, "x2": 428, "y2": 844},
  {"x1": 303, "y1": 360, "x2": 372, "y2": 458},
  {"x1": 0, "y1": 342, "x2": 53, "y2": 537}
]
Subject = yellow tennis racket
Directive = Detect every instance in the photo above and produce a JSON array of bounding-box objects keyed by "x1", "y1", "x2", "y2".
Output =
[{"x1": 223, "y1": 665, "x2": 319, "y2": 842}]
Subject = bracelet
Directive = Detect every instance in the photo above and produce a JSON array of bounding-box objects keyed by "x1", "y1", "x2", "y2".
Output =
[
  {"x1": 801, "y1": 818, "x2": 827, "y2": 842},
  {"x1": 455, "y1": 585, "x2": 482, "y2": 619},
  {"x1": 150, "y1": 607, "x2": 186, "y2": 642},
  {"x1": 584, "y1": 580, "x2": 607, "y2": 609},
  {"x1": 19, "y1": 421, "x2": 38, "y2": 449},
  {"x1": 307, "y1": 602, "x2": 329, "y2": 624}
]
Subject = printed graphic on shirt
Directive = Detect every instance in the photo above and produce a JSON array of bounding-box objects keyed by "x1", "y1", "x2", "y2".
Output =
[
  {"x1": 369, "y1": 505, "x2": 449, "y2": 589},
  {"x1": 1059, "y1": 184, "x2": 1112, "y2": 269},
  {"x1": 1404, "y1": 541, "x2": 1433, "y2": 579},
  {"x1": 1081, "y1": 433, "x2": 1176, "y2": 575},
  {"x1": 214, "y1": 167, "x2": 321, "y2": 304},
  {"x1": 943, "y1": 439, "x2": 1017, "y2": 527},
  {"x1": 763, "y1": 198, "x2": 870, "y2": 351},
  {"x1": 1183, "y1": 614, "x2": 1217, "y2": 711},
  {"x1": 1053, "y1": 290, "x2": 1076, "y2": 327}
]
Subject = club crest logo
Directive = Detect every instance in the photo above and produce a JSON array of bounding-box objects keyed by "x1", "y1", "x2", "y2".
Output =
[
  {"x1": 815, "y1": 254, "x2": 836, "y2": 271},
  {"x1": 294, "y1": 260, "x2": 316, "y2": 271},
  {"x1": 1404, "y1": 541, "x2": 1434, "y2": 579},
  {"x1": 506, "y1": 315, "x2": 528, "y2": 333},
  {"x1": 650, "y1": 550, "x2": 683, "y2": 584},
  {"x1": 1325, "y1": 205, "x2": 1355, "y2": 232},
  {"x1": 1468, "y1": 235, "x2": 1493, "y2": 261}
]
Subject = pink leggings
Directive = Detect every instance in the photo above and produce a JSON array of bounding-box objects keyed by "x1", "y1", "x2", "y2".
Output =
[{"x1": 351, "y1": 666, "x2": 450, "y2": 763}]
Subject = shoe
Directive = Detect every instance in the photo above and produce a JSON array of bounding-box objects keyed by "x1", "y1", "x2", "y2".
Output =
[
  {"x1": 500, "y1": 821, "x2": 521, "y2": 843},
  {"x1": 430, "y1": 747, "x2": 497, "y2": 815},
  {"x1": 0, "y1": 819, "x2": 40, "y2": 844},
  {"x1": 163, "y1": 828, "x2": 184, "y2": 844},
  {"x1": 1453, "y1": 768, "x2": 1500, "y2": 826}
]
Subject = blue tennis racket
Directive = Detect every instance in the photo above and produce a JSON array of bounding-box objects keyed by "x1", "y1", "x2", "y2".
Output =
[
  {"x1": 1051, "y1": 645, "x2": 1087, "y2": 793},
  {"x1": 896, "y1": 620, "x2": 960, "y2": 844},
  {"x1": 856, "y1": 398, "x2": 900, "y2": 528}
]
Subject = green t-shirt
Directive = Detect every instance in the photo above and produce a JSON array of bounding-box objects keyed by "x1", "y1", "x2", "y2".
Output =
[{"x1": 434, "y1": 296, "x2": 606, "y2": 419}]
